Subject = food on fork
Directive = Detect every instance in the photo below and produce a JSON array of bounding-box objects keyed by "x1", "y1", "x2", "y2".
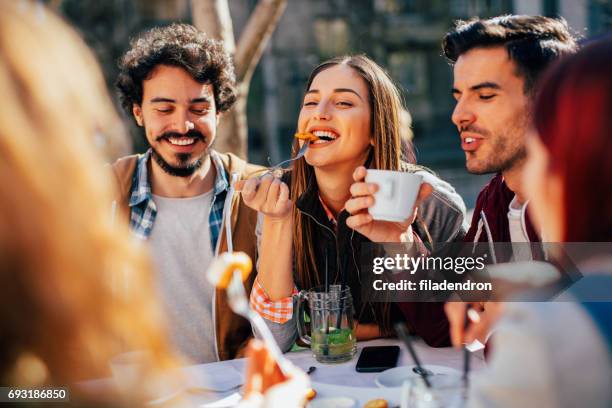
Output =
[
  {"x1": 294, "y1": 132, "x2": 318, "y2": 142},
  {"x1": 207, "y1": 251, "x2": 252, "y2": 289},
  {"x1": 305, "y1": 388, "x2": 317, "y2": 401}
]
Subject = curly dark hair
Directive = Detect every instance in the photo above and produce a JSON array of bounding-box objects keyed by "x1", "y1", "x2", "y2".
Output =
[
  {"x1": 442, "y1": 15, "x2": 578, "y2": 94},
  {"x1": 116, "y1": 23, "x2": 237, "y2": 116}
]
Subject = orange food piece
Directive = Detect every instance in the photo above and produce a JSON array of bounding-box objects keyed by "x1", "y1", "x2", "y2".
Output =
[
  {"x1": 294, "y1": 132, "x2": 318, "y2": 142},
  {"x1": 364, "y1": 399, "x2": 388, "y2": 408},
  {"x1": 207, "y1": 252, "x2": 252, "y2": 289},
  {"x1": 305, "y1": 388, "x2": 317, "y2": 401}
]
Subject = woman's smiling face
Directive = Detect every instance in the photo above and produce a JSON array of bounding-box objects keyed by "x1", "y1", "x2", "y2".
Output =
[{"x1": 298, "y1": 64, "x2": 372, "y2": 170}]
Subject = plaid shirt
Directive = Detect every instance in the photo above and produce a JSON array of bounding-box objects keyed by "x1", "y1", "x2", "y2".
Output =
[
  {"x1": 249, "y1": 278, "x2": 297, "y2": 324},
  {"x1": 128, "y1": 149, "x2": 228, "y2": 253}
]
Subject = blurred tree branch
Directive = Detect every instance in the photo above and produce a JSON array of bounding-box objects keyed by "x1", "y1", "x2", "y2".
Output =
[{"x1": 192, "y1": 0, "x2": 287, "y2": 158}]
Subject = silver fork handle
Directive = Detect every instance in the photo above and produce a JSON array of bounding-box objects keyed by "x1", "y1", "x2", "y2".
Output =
[
  {"x1": 228, "y1": 272, "x2": 295, "y2": 376},
  {"x1": 265, "y1": 141, "x2": 309, "y2": 175},
  {"x1": 271, "y1": 157, "x2": 295, "y2": 170},
  {"x1": 248, "y1": 310, "x2": 295, "y2": 375}
]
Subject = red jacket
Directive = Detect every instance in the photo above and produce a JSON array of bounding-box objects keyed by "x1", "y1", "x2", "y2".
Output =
[{"x1": 465, "y1": 174, "x2": 540, "y2": 243}]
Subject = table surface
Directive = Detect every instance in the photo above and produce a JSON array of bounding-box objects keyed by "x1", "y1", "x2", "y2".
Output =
[{"x1": 183, "y1": 337, "x2": 486, "y2": 407}]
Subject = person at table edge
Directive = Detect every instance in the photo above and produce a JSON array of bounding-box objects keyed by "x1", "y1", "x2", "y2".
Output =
[
  {"x1": 238, "y1": 55, "x2": 467, "y2": 350},
  {"x1": 443, "y1": 15, "x2": 578, "y2": 348},
  {"x1": 110, "y1": 24, "x2": 263, "y2": 363}
]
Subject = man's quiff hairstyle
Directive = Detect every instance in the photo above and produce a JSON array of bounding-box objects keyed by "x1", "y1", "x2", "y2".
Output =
[
  {"x1": 116, "y1": 23, "x2": 237, "y2": 115},
  {"x1": 443, "y1": 15, "x2": 578, "y2": 94}
]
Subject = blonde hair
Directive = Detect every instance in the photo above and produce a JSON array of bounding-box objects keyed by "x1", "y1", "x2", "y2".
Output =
[
  {"x1": 0, "y1": 1, "x2": 174, "y2": 389},
  {"x1": 291, "y1": 55, "x2": 413, "y2": 334}
]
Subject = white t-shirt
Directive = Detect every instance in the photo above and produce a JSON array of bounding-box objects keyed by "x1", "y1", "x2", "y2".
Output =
[
  {"x1": 508, "y1": 196, "x2": 529, "y2": 242},
  {"x1": 149, "y1": 190, "x2": 217, "y2": 363}
]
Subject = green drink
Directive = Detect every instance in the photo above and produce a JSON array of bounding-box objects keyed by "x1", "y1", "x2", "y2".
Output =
[
  {"x1": 297, "y1": 285, "x2": 357, "y2": 363},
  {"x1": 312, "y1": 327, "x2": 357, "y2": 363}
]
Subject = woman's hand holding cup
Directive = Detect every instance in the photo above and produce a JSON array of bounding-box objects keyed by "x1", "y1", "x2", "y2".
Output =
[{"x1": 345, "y1": 166, "x2": 432, "y2": 242}]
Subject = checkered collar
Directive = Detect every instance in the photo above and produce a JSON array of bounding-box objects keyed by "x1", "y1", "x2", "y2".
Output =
[{"x1": 129, "y1": 149, "x2": 228, "y2": 207}]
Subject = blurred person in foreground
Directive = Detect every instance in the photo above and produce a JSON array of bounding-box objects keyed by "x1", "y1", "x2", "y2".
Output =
[
  {"x1": 113, "y1": 24, "x2": 262, "y2": 363},
  {"x1": 443, "y1": 15, "x2": 578, "y2": 347},
  {"x1": 0, "y1": 1, "x2": 178, "y2": 405},
  {"x1": 241, "y1": 36, "x2": 612, "y2": 408}
]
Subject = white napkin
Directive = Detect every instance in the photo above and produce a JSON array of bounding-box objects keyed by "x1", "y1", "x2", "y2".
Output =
[{"x1": 183, "y1": 364, "x2": 243, "y2": 392}]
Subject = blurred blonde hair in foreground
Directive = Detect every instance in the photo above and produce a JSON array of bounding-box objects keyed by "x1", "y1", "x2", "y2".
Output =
[{"x1": 0, "y1": 0, "x2": 176, "y2": 394}]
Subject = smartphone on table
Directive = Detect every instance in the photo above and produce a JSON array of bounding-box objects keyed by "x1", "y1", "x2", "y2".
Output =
[{"x1": 355, "y1": 345, "x2": 400, "y2": 373}]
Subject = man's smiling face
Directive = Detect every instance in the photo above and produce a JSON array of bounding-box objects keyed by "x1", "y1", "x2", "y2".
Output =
[
  {"x1": 132, "y1": 65, "x2": 218, "y2": 177},
  {"x1": 451, "y1": 46, "x2": 530, "y2": 175}
]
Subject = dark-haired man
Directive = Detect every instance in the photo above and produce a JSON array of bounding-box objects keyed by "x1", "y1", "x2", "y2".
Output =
[
  {"x1": 445, "y1": 15, "x2": 577, "y2": 246},
  {"x1": 442, "y1": 15, "x2": 577, "y2": 346},
  {"x1": 111, "y1": 24, "x2": 262, "y2": 362}
]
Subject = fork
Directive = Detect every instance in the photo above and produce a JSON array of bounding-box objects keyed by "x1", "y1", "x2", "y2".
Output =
[
  {"x1": 223, "y1": 175, "x2": 296, "y2": 376},
  {"x1": 227, "y1": 270, "x2": 295, "y2": 376},
  {"x1": 185, "y1": 382, "x2": 243, "y2": 395},
  {"x1": 260, "y1": 141, "x2": 310, "y2": 178}
]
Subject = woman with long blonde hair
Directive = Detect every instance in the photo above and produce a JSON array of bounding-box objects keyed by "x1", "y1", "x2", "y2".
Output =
[
  {"x1": 239, "y1": 55, "x2": 466, "y2": 349},
  {"x1": 0, "y1": 1, "x2": 175, "y2": 402}
]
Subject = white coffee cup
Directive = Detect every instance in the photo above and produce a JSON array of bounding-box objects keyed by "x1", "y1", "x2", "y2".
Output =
[{"x1": 365, "y1": 170, "x2": 423, "y2": 222}]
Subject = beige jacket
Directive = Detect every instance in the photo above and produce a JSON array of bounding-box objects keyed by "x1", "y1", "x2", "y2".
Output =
[{"x1": 110, "y1": 151, "x2": 263, "y2": 360}]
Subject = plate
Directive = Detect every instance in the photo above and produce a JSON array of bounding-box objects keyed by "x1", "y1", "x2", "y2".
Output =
[
  {"x1": 374, "y1": 365, "x2": 461, "y2": 388},
  {"x1": 308, "y1": 397, "x2": 357, "y2": 408},
  {"x1": 310, "y1": 382, "x2": 401, "y2": 407}
]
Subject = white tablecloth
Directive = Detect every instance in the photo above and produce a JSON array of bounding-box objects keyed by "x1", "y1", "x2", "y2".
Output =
[{"x1": 183, "y1": 338, "x2": 486, "y2": 407}]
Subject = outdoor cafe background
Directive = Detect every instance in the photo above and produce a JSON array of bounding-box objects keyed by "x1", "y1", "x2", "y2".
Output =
[{"x1": 50, "y1": 0, "x2": 612, "y2": 213}]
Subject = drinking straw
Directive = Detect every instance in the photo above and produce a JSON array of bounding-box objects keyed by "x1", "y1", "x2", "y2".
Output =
[
  {"x1": 325, "y1": 255, "x2": 329, "y2": 296},
  {"x1": 324, "y1": 256, "x2": 329, "y2": 335},
  {"x1": 394, "y1": 322, "x2": 431, "y2": 388},
  {"x1": 335, "y1": 247, "x2": 350, "y2": 330}
]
